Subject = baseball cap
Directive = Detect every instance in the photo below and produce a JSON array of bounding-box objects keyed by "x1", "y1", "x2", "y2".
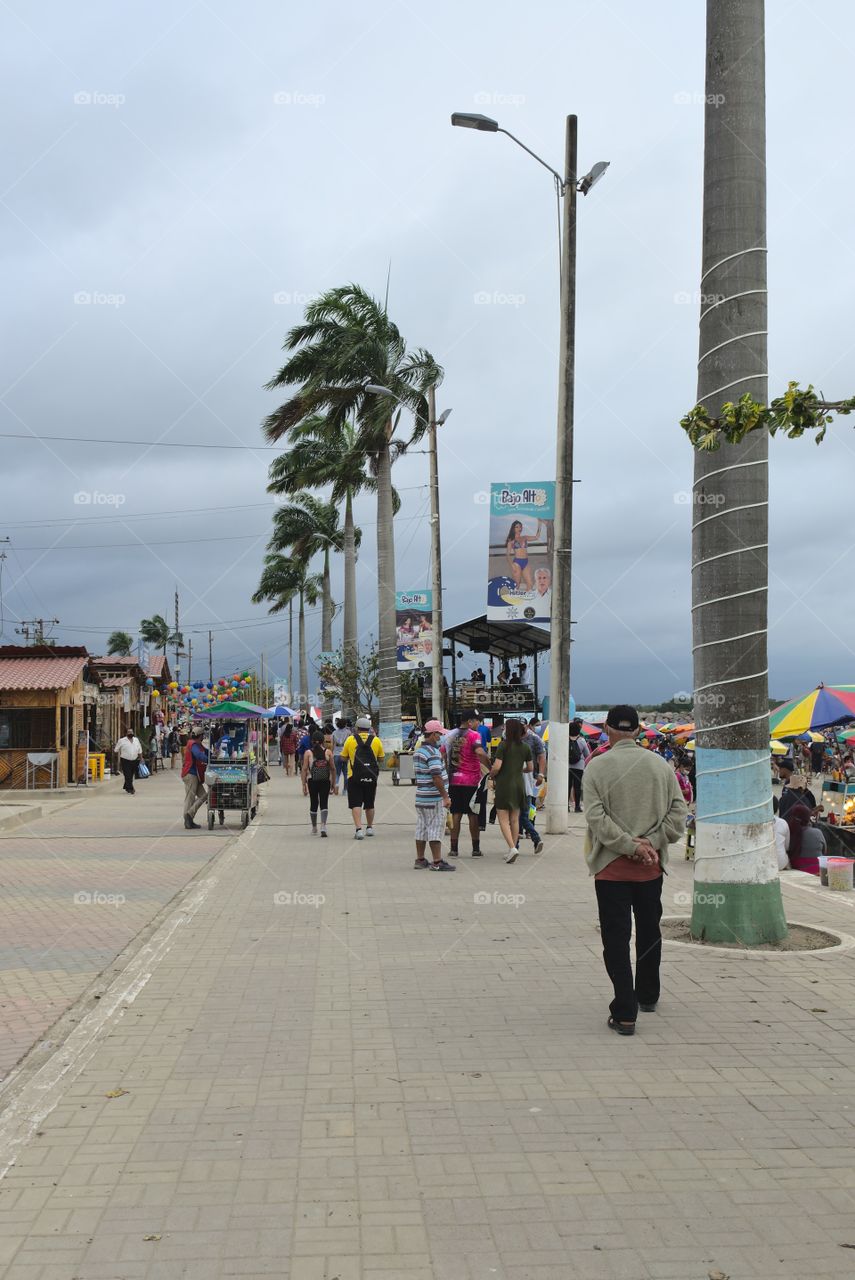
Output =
[
  {"x1": 355, "y1": 715, "x2": 372, "y2": 730},
  {"x1": 423, "y1": 719, "x2": 445, "y2": 735},
  {"x1": 605, "y1": 704, "x2": 639, "y2": 732}
]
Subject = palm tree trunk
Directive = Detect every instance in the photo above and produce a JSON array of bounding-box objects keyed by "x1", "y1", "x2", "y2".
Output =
[
  {"x1": 299, "y1": 591, "x2": 309, "y2": 713},
  {"x1": 690, "y1": 0, "x2": 786, "y2": 944},
  {"x1": 321, "y1": 547, "x2": 333, "y2": 719},
  {"x1": 288, "y1": 599, "x2": 294, "y2": 704},
  {"x1": 342, "y1": 489, "x2": 358, "y2": 718},
  {"x1": 376, "y1": 433, "x2": 401, "y2": 745}
]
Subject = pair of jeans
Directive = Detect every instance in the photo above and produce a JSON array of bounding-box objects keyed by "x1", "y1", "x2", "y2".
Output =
[
  {"x1": 518, "y1": 810, "x2": 540, "y2": 845},
  {"x1": 569, "y1": 767, "x2": 584, "y2": 810},
  {"x1": 594, "y1": 875, "x2": 663, "y2": 1023}
]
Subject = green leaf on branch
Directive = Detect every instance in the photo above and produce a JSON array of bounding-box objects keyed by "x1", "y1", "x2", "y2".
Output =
[{"x1": 681, "y1": 382, "x2": 855, "y2": 451}]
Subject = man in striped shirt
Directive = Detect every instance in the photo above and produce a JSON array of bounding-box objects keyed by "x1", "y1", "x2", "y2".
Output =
[{"x1": 413, "y1": 720, "x2": 455, "y2": 871}]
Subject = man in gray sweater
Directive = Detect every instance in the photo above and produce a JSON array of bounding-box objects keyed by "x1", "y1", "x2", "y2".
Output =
[{"x1": 583, "y1": 705, "x2": 687, "y2": 1036}]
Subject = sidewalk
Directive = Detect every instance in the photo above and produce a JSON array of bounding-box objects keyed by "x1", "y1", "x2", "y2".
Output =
[
  {"x1": 0, "y1": 768, "x2": 235, "y2": 1081},
  {"x1": 1, "y1": 769, "x2": 855, "y2": 1279}
]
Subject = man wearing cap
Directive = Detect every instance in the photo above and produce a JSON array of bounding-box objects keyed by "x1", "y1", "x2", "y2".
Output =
[
  {"x1": 181, "y1": 729, "x2": 209, "y2": 830},
  {"x1": 583, "y1": 705, "x2": 687, "y2": 1036},
  {"x1": 447, "y1": 710, "x2": 491, "y2": 856},
  {"x1": 413, "y1": 720, "x2": 455, "y2": 871},
  {"x1": 341, "y1": 716, "x2": 385, "y2": 839}
]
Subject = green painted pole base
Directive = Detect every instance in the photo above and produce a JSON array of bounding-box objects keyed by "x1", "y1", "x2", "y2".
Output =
[{"x1": 689, "y1": 879, "x2": 788, "y2": 946}]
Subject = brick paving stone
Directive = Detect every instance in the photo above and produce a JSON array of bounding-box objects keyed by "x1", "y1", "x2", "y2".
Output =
[{"x1": 1, "y1": 772, "x2": 855, "y2": 1277}]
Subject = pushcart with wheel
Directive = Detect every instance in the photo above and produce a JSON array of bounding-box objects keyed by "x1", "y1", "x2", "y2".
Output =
[
  {"x1": 392, "y1": 751, "x2": 416, "y2": 786},
  {"x1": 190, "y1": 700, "x2": 264, "y2": 829}
]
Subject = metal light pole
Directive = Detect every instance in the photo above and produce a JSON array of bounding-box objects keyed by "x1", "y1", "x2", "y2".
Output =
[
  {"x1": 365, "y1": 383, "x2": 452, "y2": 726},
  {"x1": 427, "y1": 383, "x2": 444, "y2": 723},
  {"x1": 450, "y1": 111, "x2": 608, "y2": 834}
]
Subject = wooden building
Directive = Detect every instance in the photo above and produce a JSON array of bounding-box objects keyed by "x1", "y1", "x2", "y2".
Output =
[{"x1": 0, "y1": 646, "x2": 92, "y2": 789}]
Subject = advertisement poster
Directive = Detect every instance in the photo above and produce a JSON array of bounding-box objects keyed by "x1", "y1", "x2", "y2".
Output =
[
  {"x1": 395, "y1": 590, "x2": 434, "y2": 671},
  {"x1": 486, "y1": 482, "x2": 554, "y2": 622}
]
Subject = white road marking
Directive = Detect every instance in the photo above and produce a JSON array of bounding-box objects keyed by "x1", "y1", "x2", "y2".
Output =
[{"x1": 0, "y1": 838, "x2": 244, "y2": 1180}]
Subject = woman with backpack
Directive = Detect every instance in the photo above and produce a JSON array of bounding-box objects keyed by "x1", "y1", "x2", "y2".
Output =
[{"x1": 301, "y1": 731, "x2": 333, "y2": 837}]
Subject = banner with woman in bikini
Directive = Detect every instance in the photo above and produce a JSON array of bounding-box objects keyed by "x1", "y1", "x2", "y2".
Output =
[{"x1": 486, "y1": 483, "x2": 554, "y2": 622}]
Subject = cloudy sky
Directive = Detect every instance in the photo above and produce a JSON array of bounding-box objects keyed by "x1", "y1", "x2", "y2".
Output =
[{"x1": 2, "y1": 0, "x2": 853, "y2": 704}]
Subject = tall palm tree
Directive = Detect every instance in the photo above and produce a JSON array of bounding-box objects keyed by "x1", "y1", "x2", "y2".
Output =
[
  {"x1": 252, "y1": 555, "x2": 321, "y2": 709},
  {"x1": 268, "y1": 493, "x2": 345, "y2": 657},
  {"x1": 139, "y1": 614, "x2": 180, "y2": 656},
  {"x1": 690, "y1": 0, "x2": 786, "y2": 943},
  {"x1": 263, "y1": 284, "x2": 441, "y2": 745},
  {"x1": 107, "y1": 630, "x2": 134, "y2": 657},
  {"x1": 268, "y1": 414, "x2": 396, "y2": 717}
]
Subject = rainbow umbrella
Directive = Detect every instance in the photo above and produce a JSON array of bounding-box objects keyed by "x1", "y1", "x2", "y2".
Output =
[{"x1": 769, "y1": 684, "x2": 855, "y2": 737}]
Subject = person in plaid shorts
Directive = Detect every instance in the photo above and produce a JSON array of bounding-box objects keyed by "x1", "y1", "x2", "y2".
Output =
[{"x1": 413, "y1": 720, "x2": 455, "y2": 871}]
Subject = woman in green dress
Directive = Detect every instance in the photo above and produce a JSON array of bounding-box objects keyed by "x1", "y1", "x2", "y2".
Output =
[{"x1": 489, "y1": 718, "x2": 533, "y2": 864}]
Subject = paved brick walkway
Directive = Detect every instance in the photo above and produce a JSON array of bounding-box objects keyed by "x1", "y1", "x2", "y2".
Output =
[
  {"x1": 0, "y1": 769, "x2": 235, "y2": 1080},
  {"x1": 1, "y1": 769, "x2": 855, "y2": 1278}
]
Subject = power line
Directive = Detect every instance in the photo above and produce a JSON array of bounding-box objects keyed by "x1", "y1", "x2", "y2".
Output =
[{"x1": 2, "y1": 432, "x2": 430, "y2": 455}]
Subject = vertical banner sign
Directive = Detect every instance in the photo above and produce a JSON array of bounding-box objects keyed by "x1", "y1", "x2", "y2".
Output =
[
  {"x1": 486, "y1": 482, "x2": 555, "y2": 621},
  {"x1": 273, "y1": 682, "x2": 289, "y2": 707},
  {"x1": 395, "y1": 590, "x2": 434, "y2": 671}
]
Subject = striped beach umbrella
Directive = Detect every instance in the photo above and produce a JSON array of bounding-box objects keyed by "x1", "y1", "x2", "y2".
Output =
[{"x1": 769, "y1": 685, "x2": 855, "y2": 737}]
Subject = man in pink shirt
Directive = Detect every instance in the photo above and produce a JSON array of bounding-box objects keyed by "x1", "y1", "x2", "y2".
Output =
[{"x1": 447, "y1": 711, "x2": 490, "y2": 857}]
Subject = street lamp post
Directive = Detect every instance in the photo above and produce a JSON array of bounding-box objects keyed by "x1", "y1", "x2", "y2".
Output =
[
  {"x1": 451, "y1": 111, "x2": 608, "y2": 834},
  {"x1": 365, "y1": 383, "x2": 452, "y2": 726}
]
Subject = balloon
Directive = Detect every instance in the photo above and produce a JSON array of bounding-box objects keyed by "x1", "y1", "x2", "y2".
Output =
[
  {"x1": 145, "y1": 677, "x2": 154, "y2": 686},
  {"x1": 152, "y1": 689, "x2": 160, "y2": 697}
]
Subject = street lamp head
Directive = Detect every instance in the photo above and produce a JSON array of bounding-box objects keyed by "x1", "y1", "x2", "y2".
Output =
[
  {"x1": 577, "y1": 160, "x2": 610, "y2": 196},
  {"x1": 364, "y1": 383, "x2": 395, "y2": 397},
  {"x1": 437, "y1": 408, "x2": 453, "y2": 426},
  {"x1": 451, "y1": 112, "x2": 499, "y2": 132}
]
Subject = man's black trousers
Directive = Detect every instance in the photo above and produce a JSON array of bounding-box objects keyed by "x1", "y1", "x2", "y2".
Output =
[{"x1": 594, "y1": 875, "x2": 663, "y2": 1023}]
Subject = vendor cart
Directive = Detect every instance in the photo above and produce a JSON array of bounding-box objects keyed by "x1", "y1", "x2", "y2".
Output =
[
  {"x1": 191, "y1": 700, "x2": 264, "y2": 829},
  {"x1": 392, "y1": 751, "x2": 416, "y2": 786}
]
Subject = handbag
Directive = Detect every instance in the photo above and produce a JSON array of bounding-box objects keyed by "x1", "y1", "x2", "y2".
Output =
[
  {"x1": 257, "y1": 765, "x2": 270, "y2": 783},
  {"x1": 136, "y1": 760, "x2": 150, "y2": 779}
]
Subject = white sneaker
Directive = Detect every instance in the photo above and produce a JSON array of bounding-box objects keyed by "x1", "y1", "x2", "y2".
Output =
[
  {"x1": 504, "y1": 848, "x2": 519, "y2": 864},
  {"x1": 310, "y1": 826, "x2": 317, "y2": 836},
  {"x1": 365, "y1": 826, "x2": 374, "y2": 837},
  {"x1": 355, "y1": 829, "x2": 364, "y2": 840}
]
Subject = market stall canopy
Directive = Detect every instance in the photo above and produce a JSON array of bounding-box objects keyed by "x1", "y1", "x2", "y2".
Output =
[
  {"x1": 443, "y1": 615, "x2": 551, "y2": 659},
  {"x1": 192, "y1": 700, "x2": 265, "y2": 719},
  {"x1": 770, "y1": 684, "x2": 855, "y2": 737}
]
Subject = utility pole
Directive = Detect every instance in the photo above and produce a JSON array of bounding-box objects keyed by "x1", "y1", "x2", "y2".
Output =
[
  {"x1": 173, "y1": 589, "x2": 181, "y2": 683},
  {"x1": 208, "y1": 630, "x2": 213, "y2": 682},
  {"x1": 0, "y1": 540, "x2": 9, "y2": 640},
  {"x1": 427, "y1": 384, "x2": 444, "y2": 723},
  {"x1": 545, "y1": 116, "x2": 578, "y2": 835},
  {"x1": 188, "y1": 638, "x2": 192, "y2": 682},
  {"x1": 288, "y1": 599, "x2": 294, "y2": 702},
  {"x1": 16, "y1": 617, "x2": 60, "y2": 646}
]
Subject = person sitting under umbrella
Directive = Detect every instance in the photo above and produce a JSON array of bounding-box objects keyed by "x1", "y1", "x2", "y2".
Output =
[{"x1": 785, "y1": 803, "x2": 827, "y2": 875}]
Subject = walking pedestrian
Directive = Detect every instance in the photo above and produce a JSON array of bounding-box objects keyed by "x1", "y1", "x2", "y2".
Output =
[
  {"x1": 113, "y1": 727, "x2": 143, "y2": 795},
  {"x1": 413, "y1": 719, "x2": 455, "y2": 871},
  {"x1": 583, "y1": 705, "x2": 687, "y2": 1036},
  {"x1": 568, "y1": 720, "x2": 590, "y2": 813},
  {"x1": 181, "y1": 729, "x2": 209, "y2": 830},
  {"x1": 332, "y1": 718, "x2": 351, "y2": 795},
  {"x1": 279, "y1": 721, "x2": 296, "y2": 775},
  {"x1": 301, "y1": 731, "x2": 333, "y2": 836},
  {"x1": 489, "y1": 717, "x2": 532, "y2": 863},
  {"x1": 341, "y1": 716, "x2": 385, "y2": 839},
  {"x1": 447, "y1": 711, "x2": 490, "y2": 857}
]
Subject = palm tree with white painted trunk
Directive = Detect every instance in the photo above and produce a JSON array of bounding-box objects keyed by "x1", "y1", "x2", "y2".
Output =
[{"x1": 690, "y1": 0, "x2": 786, "y2": 943}]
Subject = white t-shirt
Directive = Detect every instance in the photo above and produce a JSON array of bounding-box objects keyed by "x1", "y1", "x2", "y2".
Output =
[
  {"x1": 773, "y1": 815, "x2": 790, "y2": 870},
  {"x1": 114, "y1": 736, "x2": 142, "y2": 760}
]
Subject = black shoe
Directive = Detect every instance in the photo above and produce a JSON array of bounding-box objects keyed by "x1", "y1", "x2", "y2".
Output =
[
  {"x1": 574, "y1": 806, "x2": 582, "y2": 813},
  {"x1": 638, "y1": 1002, "x2": 658, "y2": 1013},
  {"x1": 608, "y1": 1017, "x2": 635, "y2": 1036},
  {"x1": 184, "y1": 816, "x2": 201, "y2": 829},
  {"x1": 471, "y1": 849, "x2": 483, "y2": 857},
  {"x1": 449, "y1": 846, "x2": 459, "y2": 857}
]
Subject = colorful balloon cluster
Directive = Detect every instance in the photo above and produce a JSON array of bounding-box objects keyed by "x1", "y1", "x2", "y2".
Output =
[{"x1": 153, "y1": 670, "x2": 255, "y2": 711}]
